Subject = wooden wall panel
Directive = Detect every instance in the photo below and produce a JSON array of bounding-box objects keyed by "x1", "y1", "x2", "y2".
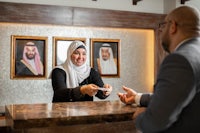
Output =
[
  {"x1": 0, "y1": 2, "x2": 165, "y2": 29},
  {"x1": 0, "y1": 2, "x2": 73, "y2": 25},
  {"x1": 73, "y1": 7, "x2": 165, "y2": 29}
]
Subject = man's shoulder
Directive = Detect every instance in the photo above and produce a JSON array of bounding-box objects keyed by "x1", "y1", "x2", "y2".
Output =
[
  {"x1": 90, "y1": 67, "x2": 97, "y2": 73},
  {"x1": 16, "y1": 60, "x2": 26, "y2": 67},
  {"x1": 52, "y1": 67, "x2": 65, "y2": 73}
]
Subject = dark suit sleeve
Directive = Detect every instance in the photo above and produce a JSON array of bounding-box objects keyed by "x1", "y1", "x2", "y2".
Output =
[
  {"x1": 140, "y1": 94, "x2": 152, "y2": 107},
  {"x1": 136, "y1": 54, "x2": 195, "y2": 133}
]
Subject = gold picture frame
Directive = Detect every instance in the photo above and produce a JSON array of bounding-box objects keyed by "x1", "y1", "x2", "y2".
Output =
[
  {"x1": 11, "y1": 35, "x2": 48, "y2": 79},
  {"x1": 90, "y1": 38, "x2": 120, "y2": 78},
  {"x1": 53, "y1": 37, "x2": 86, "y2": 67}
]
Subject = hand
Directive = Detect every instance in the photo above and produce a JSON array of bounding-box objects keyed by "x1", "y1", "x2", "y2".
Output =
[
  {"x1": 133, "y1": 107, "x2": 146, "y2": 120},
  {"x1": 117, "y1": 86, "x2": 138, "y2": 105},
  {"x1": 81, "y1": 84, "x2": 98, "y2": 96},
  {"x1": 103, "y1": 84, "x2": 112, "y2": 96}
]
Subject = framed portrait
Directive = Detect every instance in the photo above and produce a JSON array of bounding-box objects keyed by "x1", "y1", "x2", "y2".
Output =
[
  {"x1": 53, "y1": 37, "x2": 86, "y2": 67},
  {"x1": 90, "y1": 38, "x2": 120, "y2": 78},
  {"x1": 11, "y1": 35, "x2": 48, "y2": 79}
]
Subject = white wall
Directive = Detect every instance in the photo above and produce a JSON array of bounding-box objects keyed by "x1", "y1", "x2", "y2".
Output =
[
  {"x1": 163, "y1": 0, "x2": 200, "y2": 14},
  {"x1": 163, "y1": 0, "x2": 176, "y2": 14},
  {"x1": 176, "y1": 0, "x2": 200, "y2": 11}
]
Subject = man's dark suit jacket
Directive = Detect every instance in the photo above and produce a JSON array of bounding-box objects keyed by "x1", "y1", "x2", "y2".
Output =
[{"x1": 136, "y1": 37, "x2": 200, "y2": 133}]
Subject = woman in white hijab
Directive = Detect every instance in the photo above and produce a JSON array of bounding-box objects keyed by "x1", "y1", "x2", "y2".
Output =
[{"x1": 51, "y1": 41, "x2": 112, "y2": 102}]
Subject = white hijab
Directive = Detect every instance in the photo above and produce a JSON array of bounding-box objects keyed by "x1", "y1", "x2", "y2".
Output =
[
  {"x1": 99, "y1": 43, "x2": 117, "y2": 74},
  {"x1": 56, "y1": 41, "x2": 91, "y2": 88}
]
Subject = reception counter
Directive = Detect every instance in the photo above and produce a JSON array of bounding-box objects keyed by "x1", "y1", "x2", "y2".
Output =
[{"x1": 5, "y1": 100, "x2": 137, "y2": 133}]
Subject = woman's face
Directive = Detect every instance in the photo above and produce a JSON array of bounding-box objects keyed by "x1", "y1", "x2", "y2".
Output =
[{"x1": 71, "y1": 48, "x2": 86, "y2": 66}]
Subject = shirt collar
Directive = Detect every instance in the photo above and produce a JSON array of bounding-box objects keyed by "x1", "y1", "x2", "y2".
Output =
[{"x1": 174, "y1": 37, "x2": 194, "y2": 51}]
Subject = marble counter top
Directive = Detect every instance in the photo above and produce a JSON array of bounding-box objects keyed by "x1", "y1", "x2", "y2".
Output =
[{"x1": 5, "y1": 100, "x2": 136, "y2": 129}]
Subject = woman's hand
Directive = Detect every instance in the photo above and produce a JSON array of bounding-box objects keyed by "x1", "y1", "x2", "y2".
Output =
[{"x1": 80, "y1": 84, "x2": 98, "y2": 96}]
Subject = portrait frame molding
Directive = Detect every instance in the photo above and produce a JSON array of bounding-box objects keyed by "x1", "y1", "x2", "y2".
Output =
[
  {"x1": 11, "y1": 35, "x2": 48, "y2": 79},
  {"x1": 90, "y1": 38, "x2": 120, "y2": 78},
  {"x1": 52, "y1": 37, "x2": 86, "y2": 67}
]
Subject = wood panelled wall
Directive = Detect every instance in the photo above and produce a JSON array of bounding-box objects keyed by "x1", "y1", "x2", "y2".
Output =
[{"x1": 0, "y1": 2, "x2": 166, "y2": 74}]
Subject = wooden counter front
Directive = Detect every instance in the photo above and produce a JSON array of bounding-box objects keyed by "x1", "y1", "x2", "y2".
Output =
[{"x1": 5, "y1": 100, "x2": 137, "y2": 133}]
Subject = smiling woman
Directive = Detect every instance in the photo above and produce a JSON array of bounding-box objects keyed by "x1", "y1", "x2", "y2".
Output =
[
  {"x1": 50, "y1": 40, "x2": 113, "y2": 103},
  {"x1": 70, "y1": 45, "x2": 87, "y2": 66},
  {"x1": 53, "y1": 37, "x2": 86, "y2": 66}
]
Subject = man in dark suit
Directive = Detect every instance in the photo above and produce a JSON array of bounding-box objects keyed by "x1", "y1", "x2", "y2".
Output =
[{"x1": 118, "y1": 6, "x2": 200, "y2": 133}]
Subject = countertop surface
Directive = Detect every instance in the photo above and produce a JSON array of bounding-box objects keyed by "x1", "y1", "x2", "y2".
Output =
[{"x1": 6, "y1": 100, "x2": 136, "y2": 128}]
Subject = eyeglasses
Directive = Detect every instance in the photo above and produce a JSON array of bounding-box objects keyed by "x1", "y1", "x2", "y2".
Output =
[
  {"x1": 158, "y1": 21, "x2": 168, "y2": 29},
  {"x1": 158, "y1": 20, "x2": 173, "y2": 29},
  {"x1": 158, "y1": 20, "x2": 180, "y2": 30}
]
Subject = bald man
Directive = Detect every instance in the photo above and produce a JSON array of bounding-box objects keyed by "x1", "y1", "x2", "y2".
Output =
[{"x1": 118, "y1": 6, "x2": 200, "y2": 133}]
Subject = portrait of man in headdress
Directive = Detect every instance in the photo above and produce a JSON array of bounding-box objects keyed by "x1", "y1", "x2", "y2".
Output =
[
  {"x1": 97, "y1": 43, "x2": 117, "y2": 75},
  {"x1": 16, "y1": 41, "x2": 44, "y2": 76}
]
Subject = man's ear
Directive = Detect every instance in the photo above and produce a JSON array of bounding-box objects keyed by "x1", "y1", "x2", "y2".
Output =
[{"x1": 169, "y1": 20, "x2": 178, "y2": 34}]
